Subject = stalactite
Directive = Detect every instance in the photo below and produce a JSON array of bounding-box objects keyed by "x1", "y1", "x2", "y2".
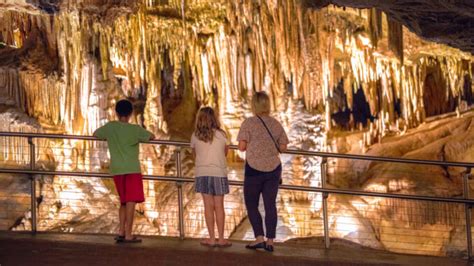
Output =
[
  {"x1": 368, "y1": 8, "x2": 383, "y2": 48},
  {"x1": 387, "y1": 17, "x2": 404, "y2": 64}
]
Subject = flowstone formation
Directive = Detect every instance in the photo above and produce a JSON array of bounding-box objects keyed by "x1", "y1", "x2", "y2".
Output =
[{"x1": 0, "y1": 0, "x2": 473, "y2": 257}]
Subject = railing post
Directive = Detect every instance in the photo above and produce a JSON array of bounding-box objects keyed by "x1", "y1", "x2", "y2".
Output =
[
  {"x1": 28, "y1": 137, "x2": 37, "y2": 234},
  {"x1": 321, "y1": 157, "x2": 330, "y2": 249},
  {"x1": 464, "y1": 167, "x2": 472, "y2": 260},
  {"x1": 175, "y1": 148, "x2": 185, "y2": 240}
]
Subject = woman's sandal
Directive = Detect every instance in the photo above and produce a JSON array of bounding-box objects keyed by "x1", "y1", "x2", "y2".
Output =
[
  {"x1": 114, "y1": 235, "x2": 125, "y2": 242},
  {"x1": 264, "y1": 244, "x2": 274, "y2": 252},
  {"x1": 245, "y1": 241, "x2": 266, "y2": 249}
]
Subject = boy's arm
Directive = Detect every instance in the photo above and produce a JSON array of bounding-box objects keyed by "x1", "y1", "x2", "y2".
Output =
[
  {"x1": 137, "y1": 126, "x2": 155, "y2": 142},
  {"x1": 148, "y1": 132, "x2": 156, "y2": 140},
  {"x1": 93, "y1": 125, "x2": 107, "y2": 140}
]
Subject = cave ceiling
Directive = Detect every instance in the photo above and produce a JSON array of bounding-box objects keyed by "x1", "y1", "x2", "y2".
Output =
[
  {"x1": 2, "y1": 0, "x2": 473, "y2": 54},
  {"x1": 304, "y1": 0, "x2": 474, "y2": 54}
]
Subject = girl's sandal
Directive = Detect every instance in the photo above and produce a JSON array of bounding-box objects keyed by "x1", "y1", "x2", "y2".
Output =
[
  {"x1": 216, "y1": 241, "x2": 232, "y2": 248},
  {"x1": 200, "y1": 239, "x2": 217, "y2": 247}
]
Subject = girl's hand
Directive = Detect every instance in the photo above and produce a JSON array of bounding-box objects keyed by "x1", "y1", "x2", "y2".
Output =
[{"x1": 225, "y1": 145, "x2": 229, "y2": 156}]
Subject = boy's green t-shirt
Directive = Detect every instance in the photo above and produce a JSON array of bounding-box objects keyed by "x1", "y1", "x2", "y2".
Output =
[{"x1": 94, "y1": 121, "x2": 152, "y2": 175}]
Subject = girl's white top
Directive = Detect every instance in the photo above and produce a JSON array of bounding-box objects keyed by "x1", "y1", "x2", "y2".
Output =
[{"x1": 191, "y1": 130, "x2": 228, "y2": 177}]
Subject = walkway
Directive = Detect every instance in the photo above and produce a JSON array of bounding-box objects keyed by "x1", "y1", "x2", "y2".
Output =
[{"x1": 0, "y1": 232, "x2": 468, "y2": 265}]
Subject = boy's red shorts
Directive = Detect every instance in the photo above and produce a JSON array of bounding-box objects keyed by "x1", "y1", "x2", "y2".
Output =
[{"x1": 113, "y1": 173, "x2": 145, "y2": 204}]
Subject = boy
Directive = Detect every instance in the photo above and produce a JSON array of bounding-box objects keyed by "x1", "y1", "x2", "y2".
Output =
[{"x1": 94, "y1": 99, "x2": 155, "y2": 243}]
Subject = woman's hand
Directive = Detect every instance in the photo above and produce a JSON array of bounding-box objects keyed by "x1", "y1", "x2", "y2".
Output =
[
  {"x1": 279, "y1": 144, "x2": 287, "y2": 153},
  {"x1": 238, "y1": 140, "x2": 247, "y2": 151}
]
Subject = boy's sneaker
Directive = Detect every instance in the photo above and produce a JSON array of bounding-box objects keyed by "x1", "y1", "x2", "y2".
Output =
[{"x1": 118, "y1": 237, "x2": 142, "y2": 244}]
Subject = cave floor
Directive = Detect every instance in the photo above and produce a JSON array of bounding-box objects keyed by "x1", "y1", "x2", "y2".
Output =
[{"x1": 0, "y1": 231, "x2": 469, "y2": 265}]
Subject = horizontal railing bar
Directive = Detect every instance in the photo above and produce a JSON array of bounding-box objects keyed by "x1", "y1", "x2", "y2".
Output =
[
  {"x1": 1, "y1": 168, "x2": 472, "y2": 205},
  {"x1": 0, "y1": 131, "x2": 190, "y2": 147},
  {"x1": 1, "y1": 131, "x2": 474, "y2": 168}
]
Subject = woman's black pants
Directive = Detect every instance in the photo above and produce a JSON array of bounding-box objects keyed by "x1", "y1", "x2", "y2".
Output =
[{"x1": 244, "y1": 164, "x2": 281, "y2": 239}]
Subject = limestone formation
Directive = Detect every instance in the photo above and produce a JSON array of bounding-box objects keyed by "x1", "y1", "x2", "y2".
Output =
[{"x1": 0, "y1": 0, "x2": 473, "y2": 258}]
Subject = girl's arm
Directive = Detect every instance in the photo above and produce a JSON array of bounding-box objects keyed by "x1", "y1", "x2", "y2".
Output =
[
  {"x1": 238, "y1": 140, "x2": 247, "y2": 151},
  {"x1": 225, "y1": 145, "x2": 229, "y2": 156}
]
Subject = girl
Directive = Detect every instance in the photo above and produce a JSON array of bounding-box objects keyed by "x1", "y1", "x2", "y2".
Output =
[{"x1": 191, "y1": 107, "x2": 232, "y2": 247}]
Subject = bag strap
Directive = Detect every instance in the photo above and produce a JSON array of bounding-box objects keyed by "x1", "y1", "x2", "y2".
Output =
[{"x1": 256, "y1": 115, "x2": 281, "y2": 154}]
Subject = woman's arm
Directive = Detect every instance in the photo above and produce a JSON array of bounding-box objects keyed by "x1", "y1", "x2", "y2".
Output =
[
  {"x1": 238, "y1": 140, "x2": 247, "y2": 151},
  {"x1": 277, "y1": 122, "x2": 289, "y2": 153}
]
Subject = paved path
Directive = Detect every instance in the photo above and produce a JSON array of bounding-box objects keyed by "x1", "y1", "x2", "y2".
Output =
[{"x1": 0, "y1": 232, "x2": 469, "y2": 265}]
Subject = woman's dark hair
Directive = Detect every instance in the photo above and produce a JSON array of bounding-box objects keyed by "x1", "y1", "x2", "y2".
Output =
[{"x1": 115, "y1": 99, "x2": 133, "y2": 117}]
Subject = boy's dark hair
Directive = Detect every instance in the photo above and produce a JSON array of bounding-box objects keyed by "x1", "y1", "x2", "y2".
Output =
[{"x1": 115, "y1": 99, "x2": 133, "y2": 117}]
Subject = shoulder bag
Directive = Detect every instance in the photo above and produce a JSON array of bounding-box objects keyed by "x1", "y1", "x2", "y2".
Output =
[{"x1": 256, "y1": 115, "x2": 283, "y2": 185}]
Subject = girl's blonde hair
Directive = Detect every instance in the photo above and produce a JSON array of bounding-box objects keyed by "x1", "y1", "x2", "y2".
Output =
[
  {"x1": 194, "y1": 107, "x2": 224, "y2": 143},
  {"x1": 251, "y1": 91, "x2": 271, "y2": 116}
]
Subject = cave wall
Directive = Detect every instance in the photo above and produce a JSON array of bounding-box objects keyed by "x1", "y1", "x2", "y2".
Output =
[
  {"x1": 1, "y1": 1, "x2": 473, "y2": 141},
  {"x1": 1, "y1": 0, "x2": 474, "y2": 258}
]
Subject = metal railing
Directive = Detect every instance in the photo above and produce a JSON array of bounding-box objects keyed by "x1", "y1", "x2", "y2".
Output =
[{"x1": 0, "y1": 131, "x2": 473, "y2": 259}]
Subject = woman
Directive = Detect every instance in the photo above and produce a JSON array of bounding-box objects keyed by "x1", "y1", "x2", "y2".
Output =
[
  {"x1": 237, "y1": 91, "x2": 289, "y2": 252},
  {"x1": 191, "y1": 107, "x2": 232, "y2": 248}
]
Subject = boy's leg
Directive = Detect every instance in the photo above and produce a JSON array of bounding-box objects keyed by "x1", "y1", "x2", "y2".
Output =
[
  {"x1": 213, "y1": 195, "x2": 230, "y2": 245},
  {"x1": 124, "y1": 202, "x2": 136, "y2": 240},
  {"x1": 122, "y1": 173, "x2": 144, "y2": 241},
  {"x1": 119, "y1": 204, "x2": 126, "y2": 236},
  {"x1": 201, "y1": 193, "x2": 216, "y2": 245},
  {"x1": 113, "y1": 175, "x2": 127, "y2": 238}
]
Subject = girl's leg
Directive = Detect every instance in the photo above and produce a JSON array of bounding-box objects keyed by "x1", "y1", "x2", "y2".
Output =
[
  {"x1": 213, "y1": 195, "x2": 230, "y2": 245},
  {"x1": 201, "y1": 193, "x2": 216, "y2": 245}
]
